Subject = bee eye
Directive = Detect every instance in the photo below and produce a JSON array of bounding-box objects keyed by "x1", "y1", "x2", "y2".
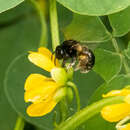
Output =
[{"x1": 56, "y1": 46, "x2": 64, "y2": 59}]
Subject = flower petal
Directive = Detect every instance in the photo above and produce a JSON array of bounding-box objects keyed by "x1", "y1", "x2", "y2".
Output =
[
  {"x1": 24, "y1": 81, "x2": 59, "y2": 103},
  {"x1": 24, "y1": 74, "x2": 53, "y2": 91},
  {"x1": 101, "y1": 103, "x2": 130, "y2": 122},
  {"x1": 24, "y1": 74, "x2": 48, "y2": 91},
  {"x1": 27, "y1": 99, "x2": 56, "y2": 117},
  {"x1": 38, "y1": 47, "x2": 60, "y2": 67},
  {"x1": 28, "y1": 52, "x2": 56, "y2": 72},
  {"x1": 102, "y1": 89, "x2": 130, "y2": 98},
  {"x1": 38, "y1": 47, "x2": 52, "y2": 58},
  {"x1": 124, "y1": 94, "x2": 130, "y2": 104},
  {"x1": 120, "y1": 123, "x2": 130, "y2": 130}
]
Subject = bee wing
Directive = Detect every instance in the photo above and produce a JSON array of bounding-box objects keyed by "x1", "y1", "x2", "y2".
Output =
[{"x1": 80, "y1": 42, "x2": 100, "y2": 50}]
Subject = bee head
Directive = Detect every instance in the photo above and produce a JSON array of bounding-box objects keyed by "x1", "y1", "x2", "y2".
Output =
[{"x1": 55, "y1": 46, "x2": 64, "y2": 59}]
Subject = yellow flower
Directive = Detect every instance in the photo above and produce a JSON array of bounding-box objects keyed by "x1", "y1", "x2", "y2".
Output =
[
  {"x1": 102, "y1": 88, "x2": 130, "y2": 98},
  {"x1": 24, "y1": 47, "x2": 67, "y2": 117},
  {"x1": 28, "y1": 47, "x2": 60, "y2": 72},
  {"x1": 101, "y1": 103, "x2": 130, "y2": 122},
  {"x1": 119, "y1": 123, "x2": 130, "y2": 130},
  {"x1": 101, "y1": 87, "x2": 130, "y2": 130}
]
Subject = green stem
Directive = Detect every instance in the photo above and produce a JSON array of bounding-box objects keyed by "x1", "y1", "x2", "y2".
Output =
[
  {"x1": 112, "y1": 38, "x2": 130, "y2": 73},
  {"x1": 49, "y1": 0, "x2": 60, "y2": 50},
  {"x1": 67, "y1": 81, "x2": 80, "y2": 111},
  {"x1": 30, "y1": 0, "x2": 47, "y2": 47},
  {"x1": 122, "y1": 55, "x2": 130, "y2": 73},
  {"x1": 111, "y1": 38, "x2": 120, "y2": 53},
  {"x1": 55, "y1": 96, "x2": 124, "y2": 130},
  {"x1": 53, "y1": 111, "x2": 58, "y2": 127},
  {"x1": 59, "y1": 98, "x2": 68, "y2": 122},
  {"x1": 49, "y1": 0, "x2": 67, "y2": 124},
  {"x1": 14, "y1": 116, "x2": 24, "y2": 130}
]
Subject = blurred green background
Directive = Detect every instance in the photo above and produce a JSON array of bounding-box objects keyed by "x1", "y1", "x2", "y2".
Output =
[{"x1": 1, "y1": 0, "x2": 130, "y2": 130}]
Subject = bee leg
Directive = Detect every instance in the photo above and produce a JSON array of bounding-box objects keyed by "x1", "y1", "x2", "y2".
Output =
[
  {"x1": 62, "y1": 59, "x2": 66, "y2": 67},
  {"x1": 71, "y1": 57, "x2": 77, "y2": 66},
  {"x1": 66, "y1": 57, "x2": 76, "y2": 69},
  {"x1": 74, "y1": 63, "x2": 81, "y2": 71}
]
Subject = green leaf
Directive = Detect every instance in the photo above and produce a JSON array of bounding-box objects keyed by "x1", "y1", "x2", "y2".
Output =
[
  {"x1": 56, "y1": 0, "x2": 130, "y2": 16},
  {"x1": 83, "y1": 74, "x2": 130, "y2": 130},
  {"x1": 0, "y1": 0, "x2": 24, "y2": 13},
  {"x1": 90, "y1": 74, "x2": 130, "y2": 103},
  {"x1": 0, "y1": 89, "x2": 17, "y2": 130},
  {"x1": 0, "y1": 1, "x2": 33, "y2": 23},
  {"x1": 57, "y1": 3, "x2": 72, "y2": 29},
  {"x1": 109, "y1": 6, "x2": 130, "y2": 37},
  {"x1": 93, "y1": 48, "x2": 122, "y2": 82},
  {"x1": 85, "y1": 114, "x2": 115, "y2": 130},
  {"x1": 36, "y1": 128, "x2": 45, "y2": 130},
  {"x1": 73, "y1": 71, "x2": 104, "y2": 108},
  {"x1": 63, "y1": 14, "x2": 111, "y2": 43}
]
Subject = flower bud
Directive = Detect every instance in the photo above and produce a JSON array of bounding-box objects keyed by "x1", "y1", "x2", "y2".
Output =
[
  {"x1": 53, "y1": 87, "x2": 67, "y2": 102},
  {"x1": 51, "y1": 67, "x2": 68, "y2": 85},
  {"x1": 66, "y1": 87, "x2": 73, "y2": 104}
]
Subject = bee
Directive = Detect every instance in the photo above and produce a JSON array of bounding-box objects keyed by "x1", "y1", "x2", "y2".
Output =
[{"x1": 52, "y1": 40, "x2": 95, "y2": 73}]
